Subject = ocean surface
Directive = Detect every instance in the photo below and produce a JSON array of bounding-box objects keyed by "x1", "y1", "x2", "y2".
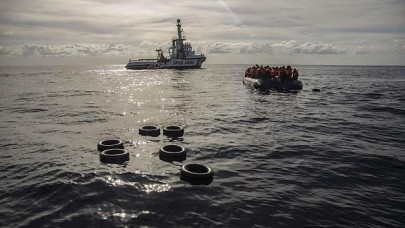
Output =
[{"x1": 0, "y1": 64, "x2": 404, "y2": 227}]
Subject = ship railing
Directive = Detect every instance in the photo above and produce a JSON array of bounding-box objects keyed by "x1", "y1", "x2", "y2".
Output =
[
  {"x1": 187, "y1": 53, "x2": 205, "y2": 57},
  {"x1": 128, "y1": 59, "x2": 157, "y2": 63}
]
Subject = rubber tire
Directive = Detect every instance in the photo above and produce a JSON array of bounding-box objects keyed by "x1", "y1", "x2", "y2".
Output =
[
  {"x1": 139, "y1": 125, "x2": 160, "y2": 136},
  {"x1": 97, "y1": 139, "x2": 124, "y2": 152},
  {"x1": 159, "y1": 144, "x2": 186, "y2": 162},
  {"x1": 163, "y1": 126, "x2": 184, "y2": 138},
  {"x1": 180, "y1": 164, "x2": 214, "y2": 180},
  {"x1": 100, "y1": 149, "x2": 129, "y2": 164}
]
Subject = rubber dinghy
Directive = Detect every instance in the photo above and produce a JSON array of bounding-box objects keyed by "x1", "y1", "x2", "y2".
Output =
[
  {"x1": 243, "y1": 77, "x2": 303, "y2": 91},
  {"x1": 243, "y1": 65, "x2": 303, "y2": 92}
]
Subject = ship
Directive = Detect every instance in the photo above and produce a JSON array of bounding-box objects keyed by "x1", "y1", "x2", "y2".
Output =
[{"x1": 126, "y1": 19, "x2": 206, "y2": 70}]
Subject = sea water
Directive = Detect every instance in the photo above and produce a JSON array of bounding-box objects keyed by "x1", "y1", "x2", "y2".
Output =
[{"x1": 0, "y1": 64, "x2": 404, "y2": 227}]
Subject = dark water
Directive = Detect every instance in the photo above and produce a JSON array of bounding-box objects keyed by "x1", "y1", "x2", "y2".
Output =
[{"x1": 0, "y1": 64, "x2": 404, "y2": 227}]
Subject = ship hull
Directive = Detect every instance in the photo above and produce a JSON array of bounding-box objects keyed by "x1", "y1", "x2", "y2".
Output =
[
  {"x1": 125, "y1": 64, "x2": 158, "y2": 70},
  {"x1": 125, "y1": 63, "x2": 159, "y2": 70},
  {"x1": 126, "y1": 57, "x2": 206, "y2": 70}
]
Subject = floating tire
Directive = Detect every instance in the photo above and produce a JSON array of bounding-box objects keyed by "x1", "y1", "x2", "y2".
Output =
[
  {"x1": 97, "y1": 139, "x2": 124, "y2": 152},
  {"x1": 139, "y1": 125, "x2": 160, "y2": 137},
  {"x1": 180, "y1": 164, "x2": 214, "y2": 181},
  {"x1": 163, "y1": 125, "x2": 184, "y2": 138},
  {"x1": 159, "y1": 144, "x2": 186, "y2": 162},
  {"x1": 312, "y1": 88, "x2": 321, "y2": 92},
  {"x1": 100, "y1": 149, "x2": 129, "y2": 164}
]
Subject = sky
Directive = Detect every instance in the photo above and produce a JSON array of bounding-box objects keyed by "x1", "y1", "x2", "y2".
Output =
[{"x1": 0, "y1": 0, "x2": 404, "y2": 66}]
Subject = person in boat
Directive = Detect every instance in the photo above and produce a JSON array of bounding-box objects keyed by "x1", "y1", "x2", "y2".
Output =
[
  {"x1": 245, "y1": 65, "x2": 299, "y2": 81},
  {"x1": 285, "y1": 66, "x2": 292, "y2": 82},
  {"x1": 273, "y1": 67, "x2": 281, "y2": 91},
  {"x1": 245, "y1": 67, "x2": 251, "y2": 77},
  {"x1": 292, "y1": 68, "x2": 299, "y2": 80},
  {"x1": 270, "y1": 67, "x2": 277, "y2": 79},
  {"x1": 251, "y1": 66, "x2": 257, "y2": 78},
  {"x1": 264, "y1": 66, "x2": 271, "y2": 78},
  {"x1": 159, "y1": 53, "x2": 163, "y2": 61},
  {"x1": 281, "y1": 66, "x2": 287, "y2": 82},
  {"x1": 256, "y1": 67, "x2": 262, "y2": 79}
]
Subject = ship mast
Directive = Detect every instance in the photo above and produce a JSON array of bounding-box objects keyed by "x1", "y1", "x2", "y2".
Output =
[{"x1": 176, "y1": 19, "x2": 185, "y2": 59}]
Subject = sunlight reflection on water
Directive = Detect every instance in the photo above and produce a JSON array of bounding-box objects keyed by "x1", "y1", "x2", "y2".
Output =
[{"x1": 104, "y1": 175, "x2": 171, "y2": 193}]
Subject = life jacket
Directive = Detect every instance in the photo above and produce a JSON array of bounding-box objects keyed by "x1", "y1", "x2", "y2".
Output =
[
  {"x1": 251, "y1": 68, "x2": 257, "y2": 78},
  {"x1": 245, "y1": 68, "x2": 250, "y2": 77},
  {"x1": 265, "y1": 69, "x2": 271, "y2": 77},
  {"x1": 257, "y1": 68, "x2": 262, "y2": 77}
]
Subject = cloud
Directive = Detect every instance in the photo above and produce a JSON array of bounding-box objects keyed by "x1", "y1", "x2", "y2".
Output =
[
  {"x1": 352, "y1": 47, "x2": 373, "y2": 55},
  {"x1": 240, "y1": 43, "x2": 273, "y2": 54},
  {"x1": 206, "y1": 40, "x2": 346, "y2": 55},
  {"x1": 400, "y1": 44, "x2": 405, "y2": 53},
  {"x1": 207, "y1": 42, "x2": 274, "y2": 54},
  {"x1": 272, "y1": 40, "x2": 347, "y2": 55},
  {"x1": 0, "y1": 46, "x2": 11, "y2": 55},
  {"x1": 6, "y1": 39, "x2": 400, "y2": 60},
  {"x1": 139, "y1": 40, "x2": 163, "y2": 47},
  {"x1": 295, "y1": 42, "x2": 346, "y2": 55},
  {"x1": 208, "y1": 42, "x2": 232, "y2": 54},
  {"x1": 346, "y1": 37, "x2": 405, "y2": 55},
  {"x1": 0, "y1": 0, "x2": 404, "y2": 65},
  {"x1": 75, "y1": 43, "x2": 126, "y2": 55},
  {"x1": 334, "y1": 26, "x2": 405, "y2": 34},
  {"x1": 104, "y1": 43, "x2": 124, "y2": 53},
  {"x1": 20, "y1": 43, "x2": 128, "y2": 57},
  {"x1": 1, "y1": 30, "x2": 14, "y2": 35},
  {"x1": 22, "y1": 44, "x2": 73, "y2": 56}
]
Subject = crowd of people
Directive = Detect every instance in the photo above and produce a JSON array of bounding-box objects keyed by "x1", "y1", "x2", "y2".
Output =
[{"x1": 245, "y1": 65, "x2": 299, "y2": 82}]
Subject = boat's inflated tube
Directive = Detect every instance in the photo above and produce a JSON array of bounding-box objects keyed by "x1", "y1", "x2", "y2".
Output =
[
  {"x1": 244, "y1": 77, "x2": 303, "y2": 91},
  {"x1": 100, "y1": 149, "x2": 129, "y2": 164},
  {"x1": 163, "y1": 125, "x2": 184, "y2": 138},
  {"x1": 159, "y1": 144, "x2": 186, "y2": 162},
  {"x1": 97, "y1": 139, "x2": 124, "y2": 152},
  {"x1": 288, "y1": 80, "x2": 303, "y2": 90},
  {"x1": 139, "y1": 125, "x2": 160, "y2": 136}
]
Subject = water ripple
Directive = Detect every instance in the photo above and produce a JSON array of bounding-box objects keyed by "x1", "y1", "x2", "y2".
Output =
[{"x1": 0, "y1": 65, "x2": 404, "y2": 227}]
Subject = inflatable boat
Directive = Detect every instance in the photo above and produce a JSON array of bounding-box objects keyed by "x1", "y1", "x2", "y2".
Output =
[{"x1": 243, "y1": 77, "x2": 303, "y2": 91}]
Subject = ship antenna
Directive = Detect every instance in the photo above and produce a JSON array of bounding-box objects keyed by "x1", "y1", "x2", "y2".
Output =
[{"x1": 176, "y1": 19, "x2": 182, "y2": 40}]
